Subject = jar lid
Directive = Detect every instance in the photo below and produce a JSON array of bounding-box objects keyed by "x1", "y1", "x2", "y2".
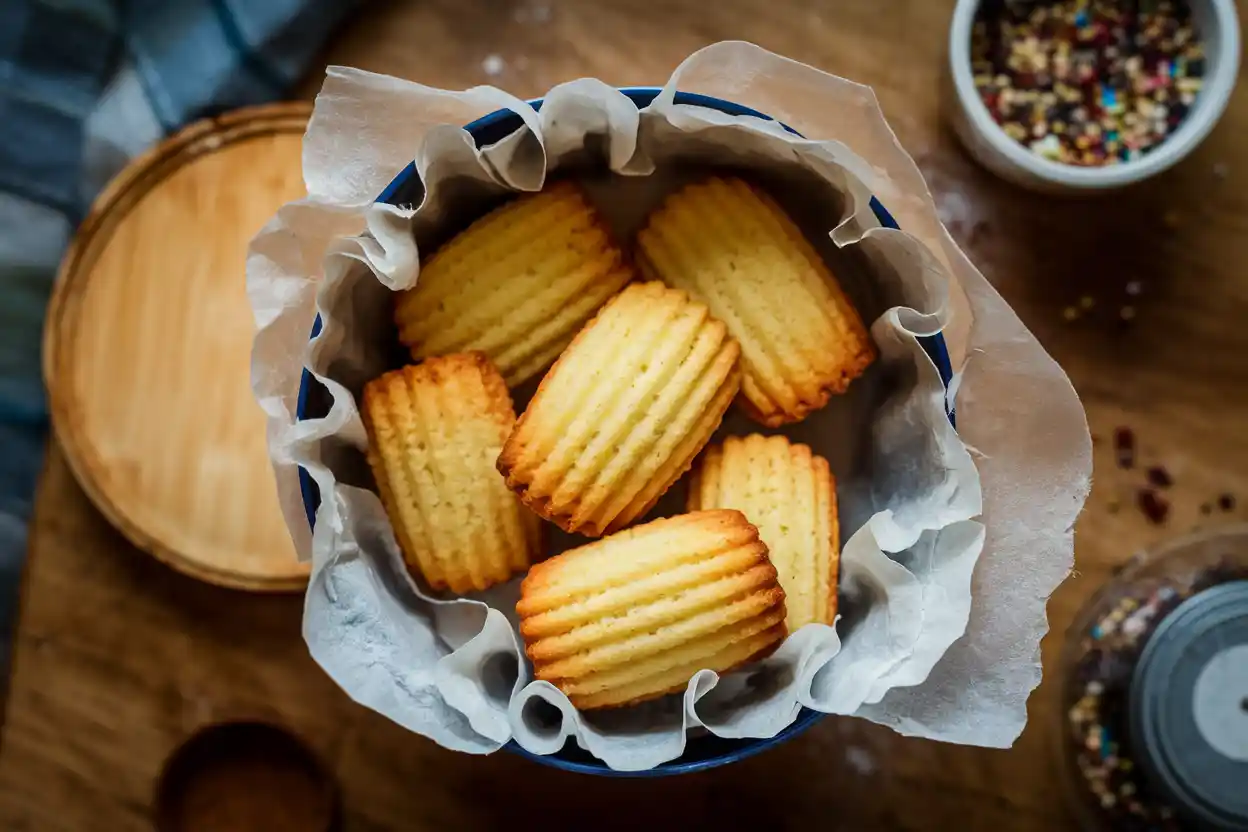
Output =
[{"x1": 1131, "y1": 581, "x2": 1248, "y2": 831}]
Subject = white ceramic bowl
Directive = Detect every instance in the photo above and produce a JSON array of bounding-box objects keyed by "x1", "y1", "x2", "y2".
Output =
[{"x1": 947, "y1": 0, "x2": 1241, "y2": 192}]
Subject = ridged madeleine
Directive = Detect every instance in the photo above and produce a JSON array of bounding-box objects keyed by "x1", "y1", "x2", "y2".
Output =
[
  {"x1": 396, "y1": 181, "x2": 634, "y2": 387},
  {"x1": 517, "y1": 510, "x2": 787, "y2": 709},
  {"x1": 362, "y1": 353, "x2": 541, "y2": 593},
  {"x1": 689, "y1": 434, "x2": 840, "y2": 630},
  {"x1": 498, "y1": 281, "x2": 740, "y2": 537},
  {"x1": 636, "y1": 176, "x2": 874, "y2": 426}
]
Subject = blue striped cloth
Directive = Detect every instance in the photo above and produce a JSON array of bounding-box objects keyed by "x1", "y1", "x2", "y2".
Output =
[{"x1": 0, "y1": 0, "x2": 354, "y2": 661}]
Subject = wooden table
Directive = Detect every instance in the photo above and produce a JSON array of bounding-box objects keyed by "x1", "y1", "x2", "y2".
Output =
[{"x1": 2, "y1": 1, "x2": 1246, "y2": 829}]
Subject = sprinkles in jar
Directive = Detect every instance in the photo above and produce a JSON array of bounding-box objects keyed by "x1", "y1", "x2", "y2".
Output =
[{"x1": 971, "y1": 0, "x2": 1205, "y2": 166}]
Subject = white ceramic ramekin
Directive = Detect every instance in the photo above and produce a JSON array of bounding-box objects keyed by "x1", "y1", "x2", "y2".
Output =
[{"x1": 947, "y1": 0, "x2": 1241, "y2": 192}]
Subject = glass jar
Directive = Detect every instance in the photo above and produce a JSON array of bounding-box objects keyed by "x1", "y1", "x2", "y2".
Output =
[{"x1": 1057, "y1": 525, "x2": 1248, "y2": 831}]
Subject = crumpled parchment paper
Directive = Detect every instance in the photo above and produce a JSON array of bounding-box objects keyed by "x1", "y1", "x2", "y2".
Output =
[{"x1": 247, "y1": 41, "x2": 1091, "y2": 770}]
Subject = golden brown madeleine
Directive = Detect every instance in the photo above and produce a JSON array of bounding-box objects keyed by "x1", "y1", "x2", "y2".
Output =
[
  {"x1": 361, "y1": 353, "x2": 541, "y2": 593},
  {"x1": 517, "y1": 510, "x2": 787, "y2": 710},
  {"x1": 688, "y1": 435, "x2": 840, "y2": 631},
  {"x1": 395, "y1": 181, "x2": 635, "y2": 388},
  {"x1": 636, "y1": 176, "x2": 876, "y2": 426},
  {"x1": 498, "y1": 281, "x2": 741, "y2": 537}
]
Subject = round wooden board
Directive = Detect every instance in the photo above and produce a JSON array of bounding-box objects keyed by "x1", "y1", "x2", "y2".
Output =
[{"x1": 43, "y1": 103, "x2": 313, "y2": 592}]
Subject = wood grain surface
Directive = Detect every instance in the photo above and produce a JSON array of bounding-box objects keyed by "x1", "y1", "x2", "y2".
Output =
[
  {"x1": 42, "y1": 105, "x2": 312, "y2": 592},
  {"x1": 3, "y1": 0, "x2": 1247, "y2": 829}
]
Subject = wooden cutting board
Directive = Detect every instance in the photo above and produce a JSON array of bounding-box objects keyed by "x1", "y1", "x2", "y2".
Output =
[{"x1": 42, "y1": 103, "x2": 312, "y2": 591}]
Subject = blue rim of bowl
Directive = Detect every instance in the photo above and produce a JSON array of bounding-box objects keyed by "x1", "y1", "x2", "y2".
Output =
[{"x1": 293, "y1": 86, "x2": 956, "y2": 777}]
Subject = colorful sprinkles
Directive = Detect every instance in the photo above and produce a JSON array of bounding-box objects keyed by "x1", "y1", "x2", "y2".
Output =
[
  {"x1": 1066, "y1": 561, "x2": 1248, "y2": 828},
  {"x1": 1114, "y1": 426, "x2": 1136, "y2": 469},
  {"x1": 1137, "y1": 487, "x2": 1170, "y2": 524},
  {"x1": 1103, "y1": 425, "x2": 1241, "y2": 526},
  {"x1": 971, "y1": 0, "x2": 1205, "y2": 166}
]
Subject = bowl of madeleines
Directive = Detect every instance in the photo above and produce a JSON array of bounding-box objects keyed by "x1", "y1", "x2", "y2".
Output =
[{"x1": 294, "y1": 87, "x2": 956, "y2": 775}]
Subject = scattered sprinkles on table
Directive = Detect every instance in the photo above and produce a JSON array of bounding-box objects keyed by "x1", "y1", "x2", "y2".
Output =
[
  {"x1": 1136, "y1": 487, "x2": 1169, "y2": 524},
  {"x1": 1114, "y1": 426, "x2": 1136, "y2": 469},
  {"x1": 1145, "y1": 465, "x2": 1172, "y2": 488},
  {"x1": 971, "y1": 0, "x2": 1205, "y2": 166},
  {"x1": 1101, "y1": 425, "x2": 1241, "y2": 526}
]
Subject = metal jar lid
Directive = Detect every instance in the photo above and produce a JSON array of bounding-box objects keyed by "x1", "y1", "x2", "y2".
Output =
[{"x1": 1130, "y1": 581, "x2": 1248, "y2": 831}]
